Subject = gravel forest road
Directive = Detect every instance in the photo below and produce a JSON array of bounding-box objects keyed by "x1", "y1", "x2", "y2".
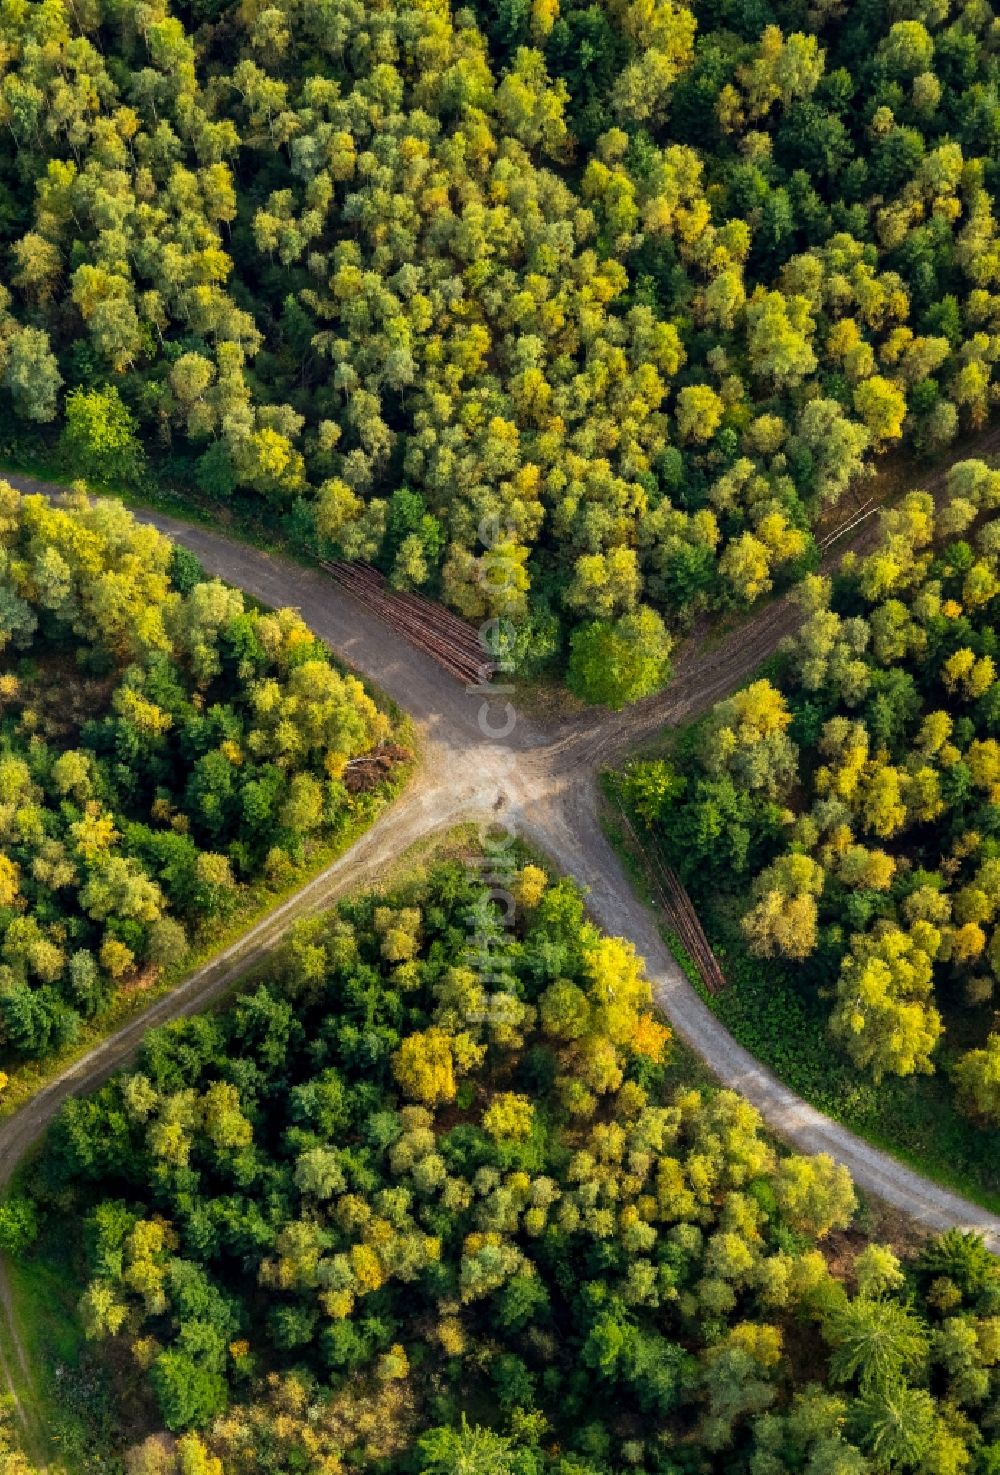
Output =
[{"x1": 1, "y1": 473, "x2": 999, "y2": 1262}]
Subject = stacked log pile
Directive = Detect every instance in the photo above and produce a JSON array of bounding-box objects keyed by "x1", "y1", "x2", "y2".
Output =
[
  {"x1": 323, "y1": 561, "x2": 494, "y2": 684},
  {"x1": 615, "y1": 798, "x2": 727, "y2": 995}
]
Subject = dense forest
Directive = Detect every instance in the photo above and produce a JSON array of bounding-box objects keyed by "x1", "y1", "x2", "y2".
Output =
[
  {"x1": 8, "y1": 0, "x2": 1000, "y2": 1467},
  {"x1": 622, "y1": 456, "x2": 1000, "y2": 1125},
  {"x1": 0, "y1": 483, "x2": 399, "y2": 1067},
  {"x1": 14, "y1": 859, "x2": 1000, "y2": 1475},
  {"x1": 0, "y1": 0, "x2": 998, "y2": 695}
]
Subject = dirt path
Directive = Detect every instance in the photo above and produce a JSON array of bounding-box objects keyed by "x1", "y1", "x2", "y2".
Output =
[
  {"x1": 0, "y1": 463, "x2": 997, "y2": 1463},
  {"x1": 0, "y1": 1262, "x2": 48, "y2": 1473}
]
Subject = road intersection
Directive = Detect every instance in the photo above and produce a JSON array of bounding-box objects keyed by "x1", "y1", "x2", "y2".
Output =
[{"x1": 0, "y1": 478, "x2": 996, "y2": 1252}]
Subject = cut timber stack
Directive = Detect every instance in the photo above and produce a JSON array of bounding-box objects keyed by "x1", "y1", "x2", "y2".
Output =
[
  {"x1": 615, "y1": 797, "x2": 727, "y2": 995},
  {"x1": 322, "y1": 561, "x2": 495, "y2": 684}
]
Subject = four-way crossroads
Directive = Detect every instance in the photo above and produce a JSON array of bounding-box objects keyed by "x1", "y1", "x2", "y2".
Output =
[{"x1": 0, "y1": 478, "x2": 996, "y2": 1255}]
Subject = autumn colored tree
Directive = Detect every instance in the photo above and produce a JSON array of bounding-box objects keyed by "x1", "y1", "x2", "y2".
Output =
[
  {"x1": 34, "y1": 862, "x2": 998, "y2": 1475},
  {"x1": 0, "y1": 488, "x2": 400, "y2": 1068}
]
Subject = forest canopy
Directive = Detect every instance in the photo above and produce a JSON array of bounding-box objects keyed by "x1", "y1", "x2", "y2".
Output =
[
  {"x1": 0, "y1": 483, "x2": 398, "y2": 1065},
  {"x1": 21, "y1": 859, "x2": 1000, "y2": 1475},
  {"x1": 622, "y1": 457, "x2": 1000, "y2": 1122},
  {"x1": 0, "y1": 0, "x2": 999, "y2": 695}
]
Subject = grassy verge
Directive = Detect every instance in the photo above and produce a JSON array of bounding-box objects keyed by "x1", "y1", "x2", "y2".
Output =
[
  {"x1": 607, "y1": 772, "x2": 1000, "y2": 1218},
  {"x1": 0, "y1": 1229, "x2": 130, "y2": 1472},
  {"x1": 599, "y1": 773, "x2": 712, "y2": 1006},
  {"x1": 0, "y1": 1256, "x2": 54, "y2": 1470}
]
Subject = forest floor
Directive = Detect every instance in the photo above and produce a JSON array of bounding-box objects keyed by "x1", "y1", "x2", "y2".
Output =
[{"x1": 0, "y1": 1260, "x2": 49, "y2": 1472}]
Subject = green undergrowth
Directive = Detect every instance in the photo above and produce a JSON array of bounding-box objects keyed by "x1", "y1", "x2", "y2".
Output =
[{"x1": 1, "y1": 1223, "x2": 126, "y2": 1472}]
